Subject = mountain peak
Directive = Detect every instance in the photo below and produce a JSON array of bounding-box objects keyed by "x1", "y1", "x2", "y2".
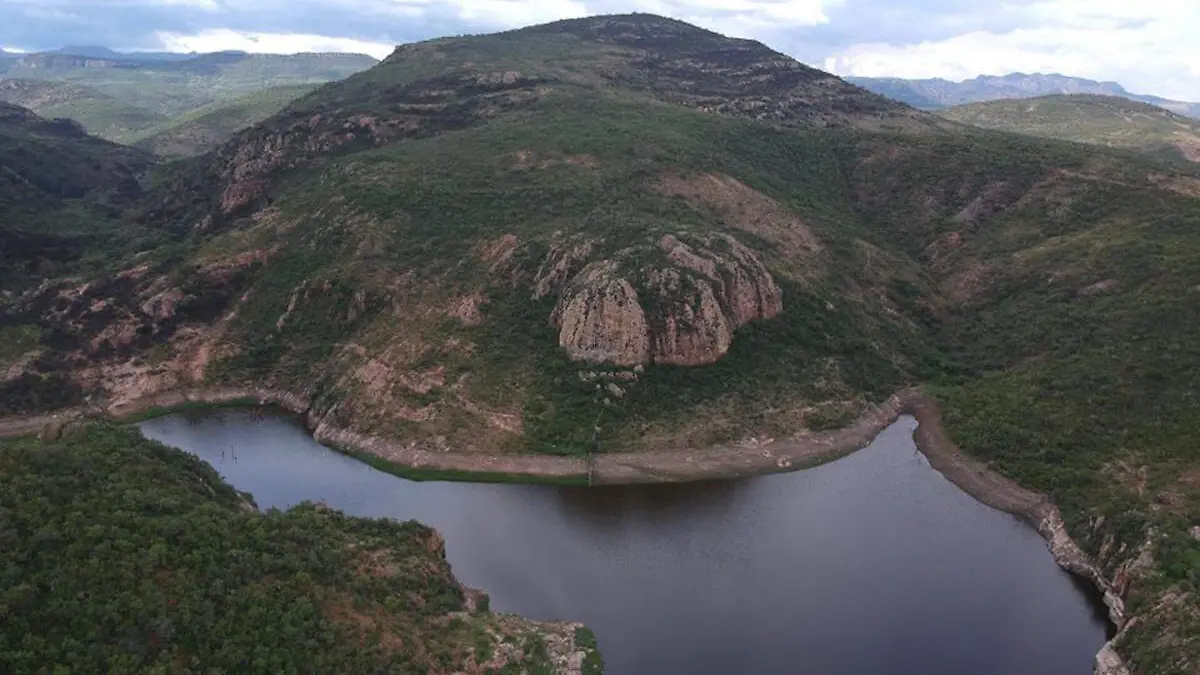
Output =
[
  {"x1": 360, "y1": 13, "x2": 926, "y2": 134},
  {"x1": 851, "y1": 71, "x2": 1199, "y2": 117},
  {"x1": 51, "y1": 45, "x2": 124, "y2": 58},
  {"x1": 516, "y1": 12, "x2": 731, "y2": 43}
]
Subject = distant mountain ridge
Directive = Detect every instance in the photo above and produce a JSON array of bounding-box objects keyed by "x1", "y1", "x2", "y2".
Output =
[
  {"x1": 5, "y1": 49, "x2": 376, "y2": 76},
  {"x1": 44, "y1": 45, "x2": 197, "y2": 62},
  {"x1": 0, "y1": 46, "x2": 378, "y2": 143},
  {"x1": 0, "y1": 78, "x2": 166, "y2": 141},
  {"x1": 850, "y1": 72, "x2": 1200, "y2": 118},
  {"x1": 939, "y1": 94, "x2": 1200, "y2": 163}
]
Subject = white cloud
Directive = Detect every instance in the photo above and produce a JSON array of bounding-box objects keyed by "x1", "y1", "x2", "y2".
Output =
[
  {"x1": 824, "y1": 2, "x2": 1200, "y2": 100},
  {"x1": 445, "y1": 0, "x2": 592, "y2": 28},
  {"x1": 155, "y1": 29, "x2": 395, "y2": 58},
  {"x1": 4, "y1": 0, "x2": 220, "y2": 7}
]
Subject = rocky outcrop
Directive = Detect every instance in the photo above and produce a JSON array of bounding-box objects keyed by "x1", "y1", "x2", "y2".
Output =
[
  {"x1": 554, "y1": 260, "x2": 651, "y2": 366},
  {"x1": 643, "y1": 265, "x2": 732, "y2": 366},
  {"x1": 140, "y1": 287, "x2": 185, "y2": 323},
  {"x1": 1095, "y1": 643, "x2": 1131, "y2": 675},
  {"x1": 549, "y1": 232, "x2": 781, "y2": 367},
  {"x1": 534, "y1": 235, "x2": 596, "y2": 299}
]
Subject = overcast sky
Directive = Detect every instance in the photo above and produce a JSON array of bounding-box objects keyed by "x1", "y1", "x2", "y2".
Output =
[{"x1": 2, "y1": 0, "x2": 1198, "y2": 100}]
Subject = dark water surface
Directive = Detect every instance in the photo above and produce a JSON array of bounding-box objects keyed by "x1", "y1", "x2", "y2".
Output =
[{"x1": 140, "y1": 409, "x2": 1107, "y2": 675}]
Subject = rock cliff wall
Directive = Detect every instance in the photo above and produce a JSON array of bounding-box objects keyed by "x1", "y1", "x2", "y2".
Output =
[{"x1": 549, "y1": 232, "x2": 782, "y2": 367}]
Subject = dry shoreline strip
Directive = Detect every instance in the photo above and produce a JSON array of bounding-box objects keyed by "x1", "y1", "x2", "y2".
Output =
[{"x1": 0, "y1": 386, "x2": 1130, "y2": 674}]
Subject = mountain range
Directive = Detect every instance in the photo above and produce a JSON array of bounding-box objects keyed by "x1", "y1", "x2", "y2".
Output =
[
  {"x1": 0, "y1": 14, "x2": 1197, "y2": 674},
  {"x1": 851, "y1": 72, "x2": 1200, "y2": 118},
  {"x1": 0, "y1": 45, "x2": 376, "y2": 151}
]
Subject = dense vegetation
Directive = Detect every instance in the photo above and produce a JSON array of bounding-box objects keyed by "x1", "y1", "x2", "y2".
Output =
[
  {"x1": 0, "y1": 424, "x2": 600, "y2": 673},
  {"x1": 940, "y1": 94, "x2": 1200, "y2": 162},
  {"x1": 0, "y1": 102, "x2": 155, "y2": 291},
  {"x1": 0, "y1": 14, "x2": 1196, "y2": 672}
]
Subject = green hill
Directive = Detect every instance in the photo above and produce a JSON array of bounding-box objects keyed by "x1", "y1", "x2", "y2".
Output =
[
  {"x1": 0, "y1": 78, "x2": 166, "y2": 142},
  {"x1": 1, "y1": 15, "x2": 1197, "y2": 673},
  {"x1": 133, "y1": 84, "x2": 319, "y2": 158},
  {"x1": 0, "y1": 102, "x2": 154, "y2": 292},
  {"x1": 940, "y1": 94, "x2": 1200, "y2": 162},
  {"x1": 6, "y1": 51, "x2": 377, "y2": 117},
  {"x1": 0, "y1": 424, "x2": 600, "y2": 674}
]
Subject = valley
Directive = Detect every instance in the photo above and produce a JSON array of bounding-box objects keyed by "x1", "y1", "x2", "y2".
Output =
[
  {"x1": 1, "y1": 12, "x2": 1197, "y2": 675},
  {"x1": 0, "y1": 49, "x2": 375, "y2": 153}
]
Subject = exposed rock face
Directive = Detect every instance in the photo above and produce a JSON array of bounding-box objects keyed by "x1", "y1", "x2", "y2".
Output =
[
  {"x1": 549, "y1": 232, "x2": 782, "y2": 367},
  {"x1": 554, "y1": 261, "x2": 651, "y2": 366},
  {"x1": 659, "y1": 233, "x2": 783, "y2": 325},
  {"x1": 644, "y1": 265, "x2": 732, "y2": 366},
  {"x1": 140, "y1": 288, "x2": 185, "y2": 323},
  {"x1": 535, "y1": 235, "x2": 597, "y2": 299}
]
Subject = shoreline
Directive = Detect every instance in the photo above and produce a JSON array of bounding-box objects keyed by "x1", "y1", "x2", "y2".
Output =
[{"x1": 0, "y1": 385, "x2": 1130, "y2": 674}]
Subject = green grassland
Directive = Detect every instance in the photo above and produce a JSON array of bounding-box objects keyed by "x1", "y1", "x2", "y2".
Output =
[
  {"x1": 133, "y1": 84, "x2": 319, "y2": 157},
  {"x1": 0, "y1": 52, "x2": 374, "y2": 150},
  {"x1": 941, "y1": 94, "x2": 1200, "y2": 163},
  {"x1": 0, "y1": 79, "x2": 167, "y2": 141},
  {"x1": 6, "y1": 52, "x2": 376, "y2": 117}
]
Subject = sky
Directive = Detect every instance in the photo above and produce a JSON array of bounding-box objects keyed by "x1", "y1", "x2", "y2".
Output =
[{"x1": 1, "y1": 0, "x2": 1199, "y2": 101}]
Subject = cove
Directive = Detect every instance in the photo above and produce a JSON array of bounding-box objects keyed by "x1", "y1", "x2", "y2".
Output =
[{"x1": 140, "y1": 408, "x2": 1108, "y2": 675}]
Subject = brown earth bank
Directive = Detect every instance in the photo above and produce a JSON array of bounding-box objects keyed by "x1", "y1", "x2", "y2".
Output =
[{"x1": 0, "y1": 386, "x2": 1130, "y2": 674}]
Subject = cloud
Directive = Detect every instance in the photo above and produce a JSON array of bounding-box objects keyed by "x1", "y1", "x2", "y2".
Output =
[
  {"x1": 154, "y1": 29, "x2": 395, "y2": 58},
  {"x1": 0, "y1": 0, "x2": 1196, "y2": 100}
]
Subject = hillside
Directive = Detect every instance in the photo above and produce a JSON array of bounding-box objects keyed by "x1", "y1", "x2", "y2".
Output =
[
  {"x1": 133, "y1": 84, "x2": 319, "y2": 158},
  {"x1": 851, "y1": 73, "x2": 1200, "y2": 118},
  {"x1": 0, "y1": 423, "x2": 600, "y2": 674},
  {"x1": 3, "y1": 50, "x2": 376, "y2": 117},
  {"x1": 0, "y1": 78, "x2": 166, "y2": 142},
  {"x1": 940, "y1": 95, "x2": 1200, "y2": 162},
  {"x1": 0, "y1": 14, "x2": 1197, "y2": 673},
  {"x1": 0, "y1": 102, "x2": 155, "y2": 293}
]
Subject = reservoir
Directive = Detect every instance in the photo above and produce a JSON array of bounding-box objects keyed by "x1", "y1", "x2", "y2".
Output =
[{"x1": 141, "y1": 408, "x2": 1108, "y2": 675}]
